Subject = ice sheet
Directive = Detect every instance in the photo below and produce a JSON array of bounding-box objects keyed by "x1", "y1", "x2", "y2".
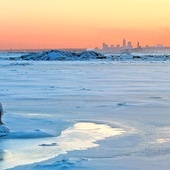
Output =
[{"x1": 0, "y1": 53, "x2": 170, "y2": 169}]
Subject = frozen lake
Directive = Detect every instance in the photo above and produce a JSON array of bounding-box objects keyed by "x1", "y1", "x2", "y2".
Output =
[{"x1": 0, "y1": 55, "x2": 170, "y2": 169}]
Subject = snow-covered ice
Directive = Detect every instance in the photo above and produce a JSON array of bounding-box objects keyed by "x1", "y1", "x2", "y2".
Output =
[
  {"x1": 6, "y1": 50, "x2": 170, "y2": 62},
  {"x1": 8, "y1": 50, "x2": 105, "y2": 61},
  {"x1": 0, "y1": 52, "x2": 170, "y2": 169},
  {"x1": 0, "y1": 125, "x2": 10, "y2": 137}
]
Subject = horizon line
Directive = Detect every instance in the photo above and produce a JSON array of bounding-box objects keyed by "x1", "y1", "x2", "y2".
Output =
[{"x1": 0, "y1": 48, "x2": 87, "y2": 52}]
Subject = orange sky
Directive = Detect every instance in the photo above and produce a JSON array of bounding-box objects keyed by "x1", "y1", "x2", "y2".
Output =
[{"x1": 0, "y1": 0, "x2": 170, "y2": 49}]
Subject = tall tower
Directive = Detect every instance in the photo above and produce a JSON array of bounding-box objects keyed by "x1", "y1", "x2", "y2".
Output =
[
  {"x1": 123, "y1": 38, "x2": 126, "y2": 48},
  {"x1": 102, "y1": 43, "x2": 108, "y2": 50}
]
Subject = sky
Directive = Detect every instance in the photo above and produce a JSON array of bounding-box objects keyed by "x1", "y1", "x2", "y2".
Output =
[{"x1": 0, "y1": 0, "x2": 170, "y2": 49}]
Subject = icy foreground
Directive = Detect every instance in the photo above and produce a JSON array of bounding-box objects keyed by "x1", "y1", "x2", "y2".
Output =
[{"x1": 0, "y1": 54, "x2": 170, "y2": 169}]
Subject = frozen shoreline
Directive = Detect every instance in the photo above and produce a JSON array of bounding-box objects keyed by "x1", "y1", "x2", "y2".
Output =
[
  {"x1": 0, "y1": 54, "x2": 170, "y2": 169},
  {"x1": 1, "y1": 120, "x2": 125, "y2": 169}
]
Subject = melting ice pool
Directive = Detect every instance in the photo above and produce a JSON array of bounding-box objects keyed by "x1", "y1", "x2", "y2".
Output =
[{"x1": 0, "y1": 122, "x2": 125, "y2": 169}]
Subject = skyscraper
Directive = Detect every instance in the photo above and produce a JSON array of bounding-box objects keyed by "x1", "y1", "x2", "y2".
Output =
[
  {"x1": 127, "y1": 41, "x2": 133, "y2": 49},
  {"x1": 123, "y1": 38, "x2": 126, "y2": 48},
  {"x1": 102, "y1": 43, "x2": 108, "y2": 51}
]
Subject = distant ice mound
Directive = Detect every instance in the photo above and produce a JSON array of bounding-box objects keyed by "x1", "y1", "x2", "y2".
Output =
[
  {"x1": 19, "y1": 50, "x2": 106, "y2": 61},
  {"x1": 7, "y1": 50, "x2": 170, "y2": 61},
  {"x1": 109, "y1": 53, "x2": 170, "y2": 61}
]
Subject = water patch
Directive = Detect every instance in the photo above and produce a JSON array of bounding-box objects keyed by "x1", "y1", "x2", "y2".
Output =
[
  {"x1": 57, "y1": 122, "x2": 125, "y2": 149},
  {"x1": 153, "y1": 126, "x2": 170, "y2": 144},
  {"x1": 0, "y1": 122, "x2": 125, "y2": 169},
  {"x1": 156, "y1": 138, "x2": 170, "y2": 144}
]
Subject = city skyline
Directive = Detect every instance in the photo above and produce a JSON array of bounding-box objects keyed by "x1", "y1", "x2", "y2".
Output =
[
  {"x1": 0, "y1": 0, "x2": 170, "y2": 50},
  {"x1": 102, "y1": 38, "x2": 166, "y2": 49},
  {"x1": 96, "y1": 38, "x2": 170, "y2": 53}
]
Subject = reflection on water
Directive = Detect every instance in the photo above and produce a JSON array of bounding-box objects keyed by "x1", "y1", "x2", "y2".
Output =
[
  {"x1": 58, "y1": 123, "x2": 125, "y2": 150},
  {"x1": 156, "y1": 138, "x2": 170, "y2": 144},
  {"x1": 155, "y1": 126, "x2": 170, "y2": 144},
  {"x1": 0, "y1": 122, "x2": 125, "y2": 169}
]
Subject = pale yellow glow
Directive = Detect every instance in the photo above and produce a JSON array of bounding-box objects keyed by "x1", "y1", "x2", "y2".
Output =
[
  {"x1": 0, "y1": 0, "x2": 170, "y2": 49},
  {"x1": 1, "y1": 122, "x2": 125, "y2": 169}
]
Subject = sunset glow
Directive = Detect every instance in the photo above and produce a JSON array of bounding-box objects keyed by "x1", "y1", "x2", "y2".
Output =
[{"x1": 0, "y1": 0, "x2": 170, "y2": 49}]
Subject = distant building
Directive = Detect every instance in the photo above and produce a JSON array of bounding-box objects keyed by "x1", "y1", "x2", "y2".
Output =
[
  {"x1": 156, "y1": 44, "x2": 163, "y2": 47},
  {"x1": 127, "y1": 41, "x2": 133, "y2": 49},
  {"x1": 110, "y1": 44, "x2": 114, "y2": 49},
  {"x1": 123, "y1": 38, "x2": 126, "y2": 48},
  {"x1": 103, "y1": 43, "x2": 108, "y2": 50}
]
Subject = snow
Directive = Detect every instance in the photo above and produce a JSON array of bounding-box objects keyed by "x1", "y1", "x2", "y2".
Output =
[{"x1": 0, "y1": 52, "x2": 170, "y2": 169}]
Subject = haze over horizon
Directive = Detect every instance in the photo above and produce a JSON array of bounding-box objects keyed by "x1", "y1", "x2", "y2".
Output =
[{"x1": 0, "y1": 0, "x2": 170, "y2": 50}]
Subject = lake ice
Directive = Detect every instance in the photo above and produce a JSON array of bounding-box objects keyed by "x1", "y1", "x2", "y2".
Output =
[{"x1": 0, "y1": 53, "x2": 170, "y2": 169}]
